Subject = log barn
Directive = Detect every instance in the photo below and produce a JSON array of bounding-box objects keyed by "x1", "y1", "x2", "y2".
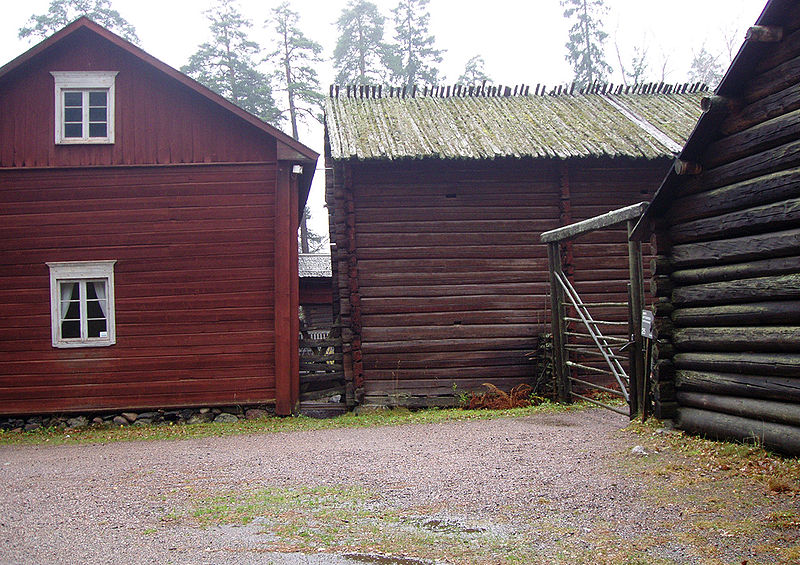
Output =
[
  {"x1": 0, "y1": 18, "x2": 318, "y2": 416},
  {"x1": 324, "y1": 84, "x2": 705, "y2": 407},
  {"x1": 633, "y1": 0, "x2": 800, "y2": 454}
]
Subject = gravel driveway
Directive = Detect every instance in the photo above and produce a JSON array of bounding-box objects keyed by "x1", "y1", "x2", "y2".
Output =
[{"x1": 0, "y1": 408, "x2": 795, "y2": 564}]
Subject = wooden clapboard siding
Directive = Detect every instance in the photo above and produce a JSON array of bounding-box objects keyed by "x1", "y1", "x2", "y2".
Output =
[
  {"x1": 0, "y1": 29, "x2": 277, "y2": 168},
  {"x1": 0, "y1": 164, "x2": 279, "y2": 414},
  {"x1": 329, "y1": 157, "x2": 666, "y2": 406},
  {"x1": 640, "y1": 0, "x2": 800, "y2": 453}
]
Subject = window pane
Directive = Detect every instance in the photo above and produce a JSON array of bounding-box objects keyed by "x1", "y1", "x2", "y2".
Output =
[
  {"x1": 89, "y1": 91, "x2": 107, "y2": 106},
  {"x1": 89, "y1": 123, "x2": 107, "y2": 137},
  {"x1": 61, "y1": 320, "x2": 81, "y2": 339},
  {"x1": 64, "y1": 91, "x2": 83, "y2": 106},
  {"x1": 64, "y1": 123, "x2": 83, "y2": 138},
  {"x1": 87, "y1": 318, "x2": 107, "y2": 338},
  {"x1": 89, "y1": 107, "x2": 107, "y2": 122},
  {"x1": 64, "y1": 107, "x2": 83, "y2": 123}
]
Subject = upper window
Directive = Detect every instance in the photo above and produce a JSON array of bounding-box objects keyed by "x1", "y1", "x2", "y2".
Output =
[
  {"x1": 47, "y1": 261, "x2": 116, "y2": 348},
  {"x1": 51, "y1": 71, "x2": 117, "y2": 145}
]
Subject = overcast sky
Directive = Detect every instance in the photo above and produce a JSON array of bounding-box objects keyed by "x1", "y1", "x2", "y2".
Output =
[{"x1": 1, "y1": 0, "x2": 767, "y2": 235}]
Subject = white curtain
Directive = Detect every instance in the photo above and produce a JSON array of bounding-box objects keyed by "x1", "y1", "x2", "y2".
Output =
[
  {"x1": 92, "y1": 280, "x2": 107, "y2": 318},
  {"x1": 60, "y1": 282, "x2": 75, "y2": 320}
]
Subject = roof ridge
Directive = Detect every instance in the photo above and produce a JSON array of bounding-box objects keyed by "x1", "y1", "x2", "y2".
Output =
[{"x1": 328, "y1": 82, "x2": 710, "y2": 100}]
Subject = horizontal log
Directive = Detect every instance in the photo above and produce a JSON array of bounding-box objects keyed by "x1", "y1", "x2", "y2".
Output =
[
  {"x1": 670, "y1": 227, "x2": 800, "y2": 269},
  {"x1": 676, "y1": 407, "x2": 800, "y2": 455},
  {"x1": 674, "y1": 160, "x2": 702, "y2": 176},
  {"x1": 670, "y1": 256, "x2": 800, "y2": 285},
  {"x1": 676, "y1": 391, "x2": 800, "y2": 427},
  {"x1": 700, "y1": 95, "x2": 742, "y2": 116},
  {"x1": 668, "y1": 197, "x2": 800, "y2": 244},
  {"x1": 668, "y1": 167, "x2": 800, "y2": 225},
  {"x1": 675, "y1": 370, "x2": 800, "y2": 402},
  {"x1": 673, "y1": 352, "x2": 800, "y2": 379},
  {"x1": 745, "y1": 25, "x2": 784, "y2": 43},
  {"x1": 743, "y1": 50, "x2": 800, "y2": 104},
  {"x1": 703, "y1": 107, "x2": 800, "y2": 169},
  {"x1": 673, "y1": 326, "x2": 800, "y2": 352},
  {"x1": 671, "y1": 273, "x2": 800, "y2": 306},
  {"x1": 671, "y1": 301, "x2": 800, "y2": 327},
  {"x1": 720, "y1": 83, "x2": 800, "y2": 136}
]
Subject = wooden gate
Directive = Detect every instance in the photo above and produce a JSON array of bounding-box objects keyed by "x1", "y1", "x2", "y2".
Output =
[{"x1": 542, "y1": 202, "x2": 650, "y2": 418}]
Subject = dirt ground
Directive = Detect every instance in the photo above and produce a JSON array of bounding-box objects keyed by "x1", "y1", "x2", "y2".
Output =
[{"x1": 0, "y1": 408, "x2": 798, "y2": 564}]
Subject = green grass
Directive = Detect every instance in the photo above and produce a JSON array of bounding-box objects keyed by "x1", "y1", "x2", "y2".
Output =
[{"x1": 0, "y1": 400, "x2": 581, "y2": 446}]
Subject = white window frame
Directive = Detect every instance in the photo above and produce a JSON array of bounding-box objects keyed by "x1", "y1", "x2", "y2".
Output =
[
  {"x1": 47, "y1": 261, "x2": 117, "y2": 348},
  {"x1": 51, "y1": 71, "x2": 117, "y2": 145}
]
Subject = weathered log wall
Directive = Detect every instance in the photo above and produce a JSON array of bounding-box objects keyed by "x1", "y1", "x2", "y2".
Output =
[
  {"x1": 650, "y1": 13, "x2": 800, "y2": 453},
  {"x1": 327, "y1": 157, "x2": 665, "y2": 407}
]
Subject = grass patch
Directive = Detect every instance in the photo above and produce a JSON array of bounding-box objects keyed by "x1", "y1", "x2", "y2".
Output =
[{"x1": 0, "y1": 400, "x2": 581, "y2": 447}]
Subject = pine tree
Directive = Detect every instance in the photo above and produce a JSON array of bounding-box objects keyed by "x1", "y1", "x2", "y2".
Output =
[
  {"x1": 181, "y1": 0, "x2": 279, "y2": 124},
  {"x1": 458, "y1": 55, "x2": 491, "y2": 86},
  {"x1": 19, "y1": 0, "x2": 138, "y2": 43},
  {"x1": 266, "y1": 2, "x2": 324, "y2": 141},
  {"x1": 561, "y1": 0, "x2": 612, "y2": 89},
  {"x1": 388, "y1": 0, "x2": 444, "y2": 88},
  {"x1": 688, "y1": 45, "x2": 724, "y2": 89},
  {"x1": 333, "y1": 0, "x2": 390, "y2": 85}
]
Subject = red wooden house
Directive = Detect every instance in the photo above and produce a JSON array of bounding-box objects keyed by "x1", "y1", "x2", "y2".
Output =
[{"x1": 0, "y1": 18, "x2": 318, "y2": 416}]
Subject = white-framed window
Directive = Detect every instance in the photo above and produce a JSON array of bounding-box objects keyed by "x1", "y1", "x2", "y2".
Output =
[
  {"x1": 47, "y1": 261, "x2": 117, "y2": 348},
  {"x1": 51, "y1": 71, "x2": 118, "y2": 144}
]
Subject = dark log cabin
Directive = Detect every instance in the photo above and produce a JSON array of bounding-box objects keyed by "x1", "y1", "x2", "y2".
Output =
[
  {"x1": 0, "y1": 18, "x2": 318, "y2": 416},
  {"x1": 325, "y1": 84, "x2": 705, "y2": 407},
  {"x1": 633, "y1": 0, "x2": 800, "y2": 454}
]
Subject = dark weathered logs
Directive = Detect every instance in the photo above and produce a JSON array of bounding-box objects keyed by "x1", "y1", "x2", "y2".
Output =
[
  {"x1": 672, "y1": 300, "x2": 800, "y2": 326},
  {"x1": 668, "y1": 167, "x2": 800, "y2": 224},
  {"x1": 720, "y1": 82, "x2": 800, "y2": 136},
  {"x1": 671, "y1": 273, "x2": 800, "y2": 305},
  {"x1": 674, "y1": 160, "x2": 702, "y2": 176},
  {"x1": 671, "y1": 256, "x2": 800, "y2": 285},
  {"x1": 670, "y1": 227, "x2": 800, "y2": 268},
  {"x1": 673, "y1": 326, "x2": 800, "y2": 352},
  {"x1": 745, "y1": 25, "x2": 784, "y2": 43},
  {"x1": 676, "y1": 407, "x2": 800, "y2": 454},
  {"x1": 674, "y1": 352, "x2": 800, "y2": 379},
  {"x1": 704, "y1": 108, "x2": 800, "y2": 169},
  {"x1": 669, "y1": 197, "x2": 800, "y2": 244},
  {"x1": 700, "y1": 95, "x2": 742, "y2": 116},
  {"x1": 676, "y1": 370, "x2": 800, "y2": 403},
  {"x1": 677, "y1": 391, "x2": 800, "y2": 427},
  {"x1": 744, "y1": 52, "x2": 800, "y2": 103}
]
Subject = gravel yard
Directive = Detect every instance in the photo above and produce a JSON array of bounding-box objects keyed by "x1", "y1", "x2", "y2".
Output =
[{"x1": 1, "y1": 407, "x2": 797, "y2": 564}]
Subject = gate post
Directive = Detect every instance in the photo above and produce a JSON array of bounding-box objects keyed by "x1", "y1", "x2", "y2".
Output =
[
  {"x1": 627, "y1": 220, "x2": 645, "y2": 419},
  {"x1": 547, "y1": 242, "x2": 570, "y2": 402}
]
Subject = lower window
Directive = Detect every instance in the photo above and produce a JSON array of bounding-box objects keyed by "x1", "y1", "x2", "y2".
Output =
[{"x1": 47, "y1": 261, "x2": 116, "y2": 348}]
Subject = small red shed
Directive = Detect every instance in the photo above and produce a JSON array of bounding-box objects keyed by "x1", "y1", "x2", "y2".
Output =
[{"x1": 0, "y1": 18, "x2": 318, "y2": 416}]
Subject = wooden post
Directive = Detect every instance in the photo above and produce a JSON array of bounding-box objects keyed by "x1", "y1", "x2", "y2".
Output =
[
  {"x1": 547, "y1": 242, "x2": 570, "y2": 402},
  {"x1": 274, "y1": 163, "x2": 297, "y2": 416},
  {"x1": 627, "y1": 220, "x2": 645, "y2": 419}
]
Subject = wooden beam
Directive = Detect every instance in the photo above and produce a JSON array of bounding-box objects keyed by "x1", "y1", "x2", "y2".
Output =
[
  {"x1": 540, "y1": 202, "x2": 648, "y2": 243},
  {"x1": 672, "y1": 300, "x2": 800, "y2": 327},
  {"x1": 674, "y1": 159, "x2": 703, "y2": 176},
  {"x1": 672, "y1": 326, "x2": 800, "y2": 352},
  {"x1": 745, "y1": 25, "x2": 784, "y2": 43},
  {"x1": 677, "y1": 391, "x2": 800, "y2": 427},
  {"x1": 674, "y1": 352, "x2": 800, "y2": 379},
  {"x1": 547, "y1": 242, "x2": 570, "y2": 402},
  {"x1": 274, "y1": 163, "x2": 294, "y2": 416}
]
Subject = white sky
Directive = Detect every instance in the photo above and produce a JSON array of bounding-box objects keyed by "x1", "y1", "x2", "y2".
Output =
[{"x1": 1, "y1": 0, "x2": 767, "y2": 235}]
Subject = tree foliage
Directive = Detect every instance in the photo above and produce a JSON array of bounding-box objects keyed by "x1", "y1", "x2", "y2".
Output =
[
  {"x1": 266, "y1": 2, "x2": 324, "y2": 140},
  {"x1": 333, "y1": 0, "x2": 390, "y2": 85},
  {"x1": 615, "y1": 40, "x2": 649, "y2": 86},
  {"x1": 561, "y1": 0, "x2": 612, "y2": 88},
  {"x1": 181, "y1": 0, "x2": 279, "y2": 124},
  {"x1": 458, "y1": 55, "x2": 491, "y2": 86},
  {"x1": 18, "y1": 0, "x2": 138, "y2": 43},
  {"x1": 388, "y1": 0, "x2": 444, "y2": 87},
  {"x1": 688, "y1": 45, "x2": 724, "y2": 88}
]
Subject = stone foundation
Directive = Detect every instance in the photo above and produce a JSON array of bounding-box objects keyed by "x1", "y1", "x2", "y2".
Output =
[{"x1": 0, "y1": 404, "x2": 275, "y2": 433}]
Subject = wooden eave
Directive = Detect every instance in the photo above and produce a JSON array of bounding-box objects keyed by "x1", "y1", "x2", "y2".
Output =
[
  {"x1": 631, "y1": 0, "x2": 794, "y2": 240},
  {"x1": 0, "y1": 16, "x2": 319, "y2": 207}
]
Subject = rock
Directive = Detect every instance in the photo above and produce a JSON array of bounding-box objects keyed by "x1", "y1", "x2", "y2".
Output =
[
  {"x1": 121, "y1": 412, "x2": 138, "y2": 423},
  {"x1": 214, "y1": 413, "x2": 239, "y2": 423},
  {"x1": 112, "y1": 416, "x2": 128, "y2": 426},
  {"x1": 178, "y1": 409, "x2": 194, "y2": 421},
  {"x1": 353, "y1": 404, "x2": 388, "y2": 415},
  {"x1": 199, "y1": 408, "x2": 210, "y2": 414},
  {"x1": 137, "y1": 412, "x2": 157, "y2": 420},
  {"x1": 66, "y1": 416, "x2": 89, "y2": 429},
  {"x1": 187, "y1": 412, "x2": 214, "y2": 425},
  {"x1": 133, "y1": 418, "x2": 153, "y2": 426},
  {"x1": 631, "y1": 445, "x2": 649, "y2": 457},
  {"x1": 245, "y1": 409, "x2": 268, "y2": 421},
  {"x1": 211, "y1": 408, "x2": 222, "y2": 415},
  {"x1": 328, "y1": 395, "x2": 342, "y2": 403},
  {"x1": 92, "y1": 417, "x2": 104, "y2": 425},
  {"x1": 24, "y1": 422, "x2": 41, "y2": 432}
]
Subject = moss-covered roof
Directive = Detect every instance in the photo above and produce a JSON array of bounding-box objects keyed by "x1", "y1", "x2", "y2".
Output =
[{"x1": 325, "y1": 85, "x2": 707, "y2": 161}]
